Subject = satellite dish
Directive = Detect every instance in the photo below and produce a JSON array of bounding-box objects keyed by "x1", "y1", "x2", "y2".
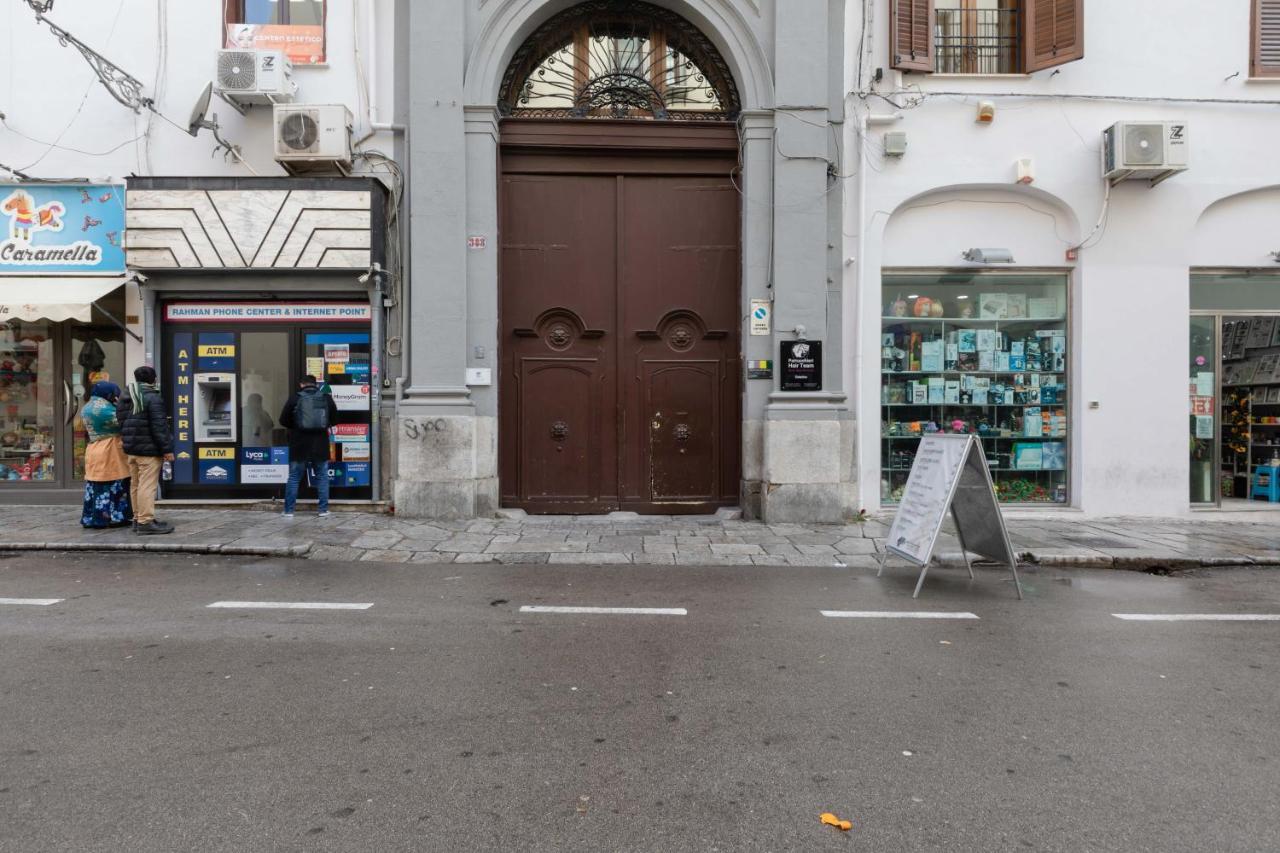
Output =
[{"x1": 187, "y1": 82, "x2": 213, "y2": 137}]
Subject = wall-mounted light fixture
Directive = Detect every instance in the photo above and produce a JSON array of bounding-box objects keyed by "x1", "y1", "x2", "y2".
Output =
[
  {"x1": 976, "y1": 101, "x2": 996, "y2": 124},
  {"x1": 962, "y1": 248, "x2": 1015, "y2": 264}
]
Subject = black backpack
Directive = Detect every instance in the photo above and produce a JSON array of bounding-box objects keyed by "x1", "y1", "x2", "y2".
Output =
[{"x1": 294, "y1": 386, "x2": 330, "y2": 431}]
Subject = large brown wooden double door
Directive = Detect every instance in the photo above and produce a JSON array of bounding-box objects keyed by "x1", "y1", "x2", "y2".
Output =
[{"x1": 499, "y1": 124, "x2": 741, "y2": 514}]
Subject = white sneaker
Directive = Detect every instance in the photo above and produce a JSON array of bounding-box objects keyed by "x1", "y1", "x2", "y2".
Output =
[
  {"x1": 317, "y1": 511, "x2": 331, "y2": 519},
  {"x1": 281, "y1": 512, "x2": 295, "y2": 519}
]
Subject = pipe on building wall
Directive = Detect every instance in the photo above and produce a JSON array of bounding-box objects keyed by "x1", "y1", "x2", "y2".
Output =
[{"x1": 369, "y1": 271, "x2": 384, "y2": 503}]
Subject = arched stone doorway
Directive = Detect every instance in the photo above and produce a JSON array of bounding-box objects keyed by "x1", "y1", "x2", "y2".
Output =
[{"x1": 496, "y1": 0, "x2": 743, "y2": 514}]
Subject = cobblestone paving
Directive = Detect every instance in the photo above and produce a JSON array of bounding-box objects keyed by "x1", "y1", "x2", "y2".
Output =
[{"x1": 2, "y1": 505, "x2": 1279, "y2": 569}]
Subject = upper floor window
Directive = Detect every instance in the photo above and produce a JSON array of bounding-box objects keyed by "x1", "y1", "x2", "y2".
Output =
[
  {"x1": 498, "y1": 0, "x2": 739, "y2": 121},
  {"x1": 1254, "y1": 0, "x2": 1280, "y2": 78},
  {"x1": 224, "y1": 0, "x2": 327, "y2": 66},
  {"x1": 891, "y1": 0, "x2": 1083, "y2": 75}
]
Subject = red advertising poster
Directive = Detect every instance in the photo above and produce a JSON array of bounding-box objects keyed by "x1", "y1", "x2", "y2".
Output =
[{"x1": 226, "y1": 24, "x2": 325, "y2": 65}]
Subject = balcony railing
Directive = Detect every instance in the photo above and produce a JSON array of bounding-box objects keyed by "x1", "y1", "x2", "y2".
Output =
[{"x1": 935, "y1": 7, "x2": 1020, "y2": 74}]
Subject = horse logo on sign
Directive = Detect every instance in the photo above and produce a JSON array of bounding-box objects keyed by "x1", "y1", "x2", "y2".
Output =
[{"x1": 1, "y1": 190, "x2": 65, "y2": 242}]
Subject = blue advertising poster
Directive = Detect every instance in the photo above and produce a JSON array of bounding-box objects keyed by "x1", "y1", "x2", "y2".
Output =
[
  {"x1": 343, "y1": 462, "x2": 371, "y2": 487},
  {"x1": 171, "y1": 333, "x2": 195, "y2": 484},
  {"x1": 305, "y1": 332, "x2": 371, "y2": 346},
  {"x1": 241, "y1": 447, "x2": 271, "y2": 465},
  {"x1": 197, "y1": 332, "x2": 236, "y2": 372},
  {"x1": 198, "y1": 460, "x2": 236, "y2": 485},
  {"x1": 0, "y1": 184, "x2": 126, "y2": 275},
  {"x1": 270, "y1": 447, "x2": 290, "y2": 465}
]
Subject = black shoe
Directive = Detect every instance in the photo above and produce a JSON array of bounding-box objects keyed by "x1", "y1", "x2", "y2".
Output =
[{"x1": 134, "y1": 520, "x2": 174, "y2": 535}]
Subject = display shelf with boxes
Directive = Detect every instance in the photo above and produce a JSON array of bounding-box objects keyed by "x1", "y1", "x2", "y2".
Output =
[
  {"x1": 1218, "y1": 316, "x2": 1280, "y2": 499},
  {"x1": 880, "y1": 273, "x2": 1070, "y2": 505}
]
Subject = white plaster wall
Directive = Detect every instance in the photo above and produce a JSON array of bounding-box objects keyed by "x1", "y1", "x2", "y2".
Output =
[
  {"x1": 847, "y1": 0, "x2": 1280, "y2": 517},
  {"x1": 0, "y1": 0, "x2": 397, "y2": 182}
]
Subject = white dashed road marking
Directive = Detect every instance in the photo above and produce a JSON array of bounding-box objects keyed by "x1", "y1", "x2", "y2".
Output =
[
  {"x1": 519, "y1": 606, "x2": 688, "y2": 616},
  {"x1": 207, "y1": 601, "x2": 374, "y2": 611},
  {"x1": 0, "y1": 598, "x2": 64, "y2": 606},
  {"x1": 1112, "y1": 613, "x2": 1280, "y2": 622},
  {"x1": 821, "y1": 610, "x2": 980, "y2": 620}
]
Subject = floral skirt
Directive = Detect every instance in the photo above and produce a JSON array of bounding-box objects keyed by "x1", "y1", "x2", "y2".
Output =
[{"x1": 81, "y1": 479, "x2": 133, "y2": 529}]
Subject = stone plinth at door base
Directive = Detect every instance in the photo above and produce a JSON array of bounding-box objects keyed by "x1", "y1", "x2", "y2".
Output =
[{"x1": 393, "y1": 414, "x2": 497, "y2": 519}]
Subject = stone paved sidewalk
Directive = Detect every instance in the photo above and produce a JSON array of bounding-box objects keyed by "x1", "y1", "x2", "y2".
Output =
[{"x1": 2, "y1": 505, "x2": 1279, "y2": 570}]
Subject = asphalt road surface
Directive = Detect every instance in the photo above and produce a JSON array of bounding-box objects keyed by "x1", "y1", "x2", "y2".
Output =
[{"x1": 1, "y1": 553, "x2": 1278, "y2": 852}]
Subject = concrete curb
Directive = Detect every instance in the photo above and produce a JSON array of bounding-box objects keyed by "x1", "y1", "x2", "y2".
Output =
[{"x1": 2, "y1": 542, "x2": 312, "y2": 559}]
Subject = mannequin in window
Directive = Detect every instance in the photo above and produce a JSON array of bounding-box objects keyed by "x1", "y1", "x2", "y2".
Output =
[{"x1": 241, "y1": 393, "x2": 275, "y2": 445}]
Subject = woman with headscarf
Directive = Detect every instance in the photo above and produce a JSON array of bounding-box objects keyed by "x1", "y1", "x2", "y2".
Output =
[{"x1": 80, "y1": 381, "x2": 134, "y2": 528}]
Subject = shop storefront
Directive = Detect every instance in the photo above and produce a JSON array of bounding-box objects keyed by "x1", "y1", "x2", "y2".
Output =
[
  {"x1": 880, "y1": 271, "x2": 1071, "y2": 505},
  {"x1": 126, "y1": 176, "x2": 389, "y2": 505},
  {"x1": 1189, "y1": 272, "x2": 1280, "y2": 507},
  {"x1": 0, "y1": 183, "x2": 135, "y2": 500},
  {"x1": 160, "y1": 302, "x2": 374, "y2": 499}
]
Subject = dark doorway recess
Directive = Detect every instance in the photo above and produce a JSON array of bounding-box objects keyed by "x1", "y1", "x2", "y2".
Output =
[{"x1": 499, "y1": 120, "x2": 741, "y2": 514}]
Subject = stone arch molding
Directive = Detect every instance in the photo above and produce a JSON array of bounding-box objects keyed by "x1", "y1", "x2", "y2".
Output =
[
  {"x1": 1191, "y1": 186, "x2": 1280, "y2": 267},
  {"x1": 465, "y1": 0, "x2": 773, "y2": 111},
  {"x1": 880, "y1": 184, "x2": 1084, "y2": 268}
]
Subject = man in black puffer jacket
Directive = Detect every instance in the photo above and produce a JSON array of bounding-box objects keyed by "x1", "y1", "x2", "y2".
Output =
[{"x1": 117, "y1": 366, "x2": 175, "y2": 535}]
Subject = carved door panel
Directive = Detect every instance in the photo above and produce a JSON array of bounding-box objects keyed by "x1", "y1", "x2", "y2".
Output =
[
  {"x1": 643, "y1": 360, "x2": 720, "y2": 502},
  {"x1": 620, "y1": 176, "x2": 740, "y2": 513},
  {"x1": 500, "y1": 175, "x2": 619, "y2": 513}
]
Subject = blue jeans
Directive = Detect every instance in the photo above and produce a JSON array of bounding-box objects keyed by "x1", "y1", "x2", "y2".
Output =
[{"x1": 284, "y1": 461, "x2": 330, "y2": 514}]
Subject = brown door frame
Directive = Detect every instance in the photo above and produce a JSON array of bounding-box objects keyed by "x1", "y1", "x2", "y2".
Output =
[{"x1": 498, "y1": 119, "x2": 742, "y2": 514}]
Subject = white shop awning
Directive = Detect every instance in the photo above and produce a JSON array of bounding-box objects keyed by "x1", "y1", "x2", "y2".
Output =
[{"x1": 0, "y1": 277, "x2": 127, "y2": 323}]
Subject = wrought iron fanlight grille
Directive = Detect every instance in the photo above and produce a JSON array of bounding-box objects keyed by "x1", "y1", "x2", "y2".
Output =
[{"x1": 498, "y1": 0, "x2": 740, "y2": 121}]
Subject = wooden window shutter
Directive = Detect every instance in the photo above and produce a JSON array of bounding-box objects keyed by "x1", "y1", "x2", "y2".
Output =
[
  {"x1": 890, "y1": 0, "x2": 935, "y2": 73},
  {"x1": 1025, "y1": 0, "x2": 1085, "y2": 73},
  {"x1": 1255, "y1": 0, "x2": 1280, "y2": 77}
]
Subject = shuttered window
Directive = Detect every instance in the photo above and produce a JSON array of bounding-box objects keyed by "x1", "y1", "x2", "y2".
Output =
[
  {"x1": 892, "y1": 0, "x2": 1085, "y2": 74},
  {"x1": 890, "y1": 0, "x2": 935, "y2": 72},
  {"x1": 1024, "y1": 0, "x2": 1084, "y2": 72},
  {"x1": 1255, "y1": 0, "x2": 1280, "y2": 77}
]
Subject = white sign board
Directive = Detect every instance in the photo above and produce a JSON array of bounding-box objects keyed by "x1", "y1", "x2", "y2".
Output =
[
  {"x1": 750, "y1": 299, "x2": 771, "y2": 336},
  {"x1": 330, "y1": 384, "x2": 371, "y2": 411},
  {"x1": 241, "y1": 465, "x2": 290, "y2": 484},
  {"x1": 879, "y1": 434, "x2": 1022, "y2": 599},
  {"x1": 164, "y1": 303, "x2": 371, "y2": 322}
]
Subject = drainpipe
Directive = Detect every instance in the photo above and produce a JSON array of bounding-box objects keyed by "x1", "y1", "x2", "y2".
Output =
[{"x1": 369, "y1": 270, "x2": 384, "y2": 503}]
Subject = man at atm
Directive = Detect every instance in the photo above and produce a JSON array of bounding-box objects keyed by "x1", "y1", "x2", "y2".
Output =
[{"x1": 278, "y1": 375, "x2": 338, "y2": 519}]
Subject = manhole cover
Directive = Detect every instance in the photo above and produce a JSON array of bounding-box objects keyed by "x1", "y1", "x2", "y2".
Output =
[{"x1": 1065, "y1": 536, "x2": 1138, "y2": 549}]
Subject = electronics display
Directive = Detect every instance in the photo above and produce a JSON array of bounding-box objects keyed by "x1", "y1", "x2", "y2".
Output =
[{"x1": 881, "y1": 275, "x2": 1070, "y2": 505}]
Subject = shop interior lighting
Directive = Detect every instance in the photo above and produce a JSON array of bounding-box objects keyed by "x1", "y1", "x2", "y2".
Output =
[{"x1": 962, "y1": 248, "x2": 1015, "y2": 264}]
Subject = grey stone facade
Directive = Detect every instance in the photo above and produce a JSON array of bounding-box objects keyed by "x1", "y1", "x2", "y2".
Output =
[{"x1": 394, "y1": 0, "x2": 854, "y2": 521}]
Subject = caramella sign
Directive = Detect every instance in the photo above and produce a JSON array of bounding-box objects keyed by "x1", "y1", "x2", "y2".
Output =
[{"x1": 0, "y1": 184, "x2": 126, "y2": 275}]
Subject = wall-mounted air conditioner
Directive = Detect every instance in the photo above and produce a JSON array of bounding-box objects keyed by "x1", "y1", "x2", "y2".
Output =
[
  {"x1": 214, "y1": 49, "x2": 296, "y2": 106},
  {"x1": 273, "y1": 104, "x2": 353, "y2": 175},
  {"x1": 1102, "y1": 122, "x2": 1189, "y2": 186}
]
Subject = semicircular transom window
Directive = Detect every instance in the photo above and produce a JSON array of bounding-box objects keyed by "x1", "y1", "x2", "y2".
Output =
[{"x1": 498, "y1": 0, "x2": 740, "y2": 121}]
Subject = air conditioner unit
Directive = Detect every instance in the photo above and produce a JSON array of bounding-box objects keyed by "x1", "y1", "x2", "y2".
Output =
[
  {"x1": 1102, "y1": 121, "x2": 1189, "y2": 186},
  {"x1": 274, "y1": 104, "x2": 353, "y2": 175},
  {"x1": 214, "y1": 49, "x2": 296, "y2": 105}
]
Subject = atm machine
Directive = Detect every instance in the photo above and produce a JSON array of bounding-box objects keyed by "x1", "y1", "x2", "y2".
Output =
[{"x1": 194, "y1": 373, "x2": 237, "y2": 443}]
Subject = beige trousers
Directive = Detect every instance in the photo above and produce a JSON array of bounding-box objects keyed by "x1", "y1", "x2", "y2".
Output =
[{"x1": 127, "y1": 456, "x2": 163, "y2": 525}]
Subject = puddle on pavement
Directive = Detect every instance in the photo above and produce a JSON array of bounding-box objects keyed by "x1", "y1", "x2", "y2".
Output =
[{"x1": 1048, "y1": 571, "x2": 1192, "y2": 600}]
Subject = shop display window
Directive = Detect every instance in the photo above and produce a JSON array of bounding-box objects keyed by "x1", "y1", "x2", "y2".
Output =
[
  {"x1": 881, "y1": 273, "x2": 1070, "y2": 505},
  {"x1": 0, "y1": 320, "x2": 55, "y2": 482}
]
